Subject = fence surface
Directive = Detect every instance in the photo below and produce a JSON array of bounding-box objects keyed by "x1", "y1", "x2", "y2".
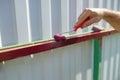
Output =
[
  {"x1": 0, "y1": 0, "x2": 120, "y2": 80},
  {"x1": 0, "y1": 0, "x2": 119, "y2": 47},
  {"x1": 102, "y1": 33, "x2": 120, "y2": 80},
  {"x1": 0, "y1": 32, "x2": 120, "y2": 80},
  {"x1": 0, "y1": 41, "x2": 93, "y2": 80}
]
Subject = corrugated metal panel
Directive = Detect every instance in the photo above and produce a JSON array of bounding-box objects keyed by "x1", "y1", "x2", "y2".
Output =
[
  {"x1": 0, "y1": 0, "x2": 119, "y2": 47},
  {"x1": 0, "y1": 0, "x2": 17, "y2": 47},
  {"x1": 0, "y1": 0, "x2": 120, "y2": 80},
  {"x1": 102, "y1": 33, "x2": 120, "y2": 80},
  {"x1": 0, "y1": 41, "x2": 93, "y2": 80}
]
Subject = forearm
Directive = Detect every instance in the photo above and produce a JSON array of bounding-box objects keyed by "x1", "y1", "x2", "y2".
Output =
[{"x1": 103, "y1": 9, "x2": 120, "y2": 31}]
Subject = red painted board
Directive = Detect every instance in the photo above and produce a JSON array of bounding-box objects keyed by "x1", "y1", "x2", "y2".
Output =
[{"x1": 0, "y1": 29, "x2": 117, "y2": 62}]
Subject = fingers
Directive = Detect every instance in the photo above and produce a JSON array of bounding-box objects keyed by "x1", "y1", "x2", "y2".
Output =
[
  {"x1": 74, "y1": 24, "x2": 83, "y2": 31},
  {"x1": 74, "y1": 17, "x2": 90, "y2": 31},
  {"x1": 74, "y1": 8, "x2": 103, "y2": 31},
  {"x1": 75, "y1": 8, "x2": 91, "y2": 26},
  {"x1": 82, "y1": 17, "x2": 101, "y2": 28}
]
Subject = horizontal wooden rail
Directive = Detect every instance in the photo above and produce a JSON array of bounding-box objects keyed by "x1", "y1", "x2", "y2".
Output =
[{"x1": 0, "y1": 29, "x2": 118, "y2": 62}]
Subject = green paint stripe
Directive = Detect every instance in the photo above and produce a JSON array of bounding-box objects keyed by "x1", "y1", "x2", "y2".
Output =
[{"x1": 93, "y1": 38, "x2": 102, "y2": 80}]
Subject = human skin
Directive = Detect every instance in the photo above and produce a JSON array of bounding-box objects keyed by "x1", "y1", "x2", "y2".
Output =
[{"x1": 75, "y1": 8, "x2": 120, "y2": 31}]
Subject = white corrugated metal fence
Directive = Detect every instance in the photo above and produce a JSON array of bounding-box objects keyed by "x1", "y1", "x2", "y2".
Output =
[
  {"x1": 0, "y1": 0, "x2": 119, "y2": 47},
  {"x1": 0, "y1": 0, "x2": 120, "y2": 80}
]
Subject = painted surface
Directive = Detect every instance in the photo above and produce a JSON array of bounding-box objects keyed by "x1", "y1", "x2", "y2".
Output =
[{"x1": 0, "y1": 41, "x2": 93, "y2": 80}]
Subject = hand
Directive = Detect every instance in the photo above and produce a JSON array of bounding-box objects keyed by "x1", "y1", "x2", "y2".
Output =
[{"x1": 74, "y1": 8, "x2": 105, "y2": 31}]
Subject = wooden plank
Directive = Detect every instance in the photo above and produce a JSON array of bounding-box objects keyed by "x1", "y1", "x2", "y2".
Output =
[{"x1": 0, "y1": 29, "x2": 117, "y2": 62}]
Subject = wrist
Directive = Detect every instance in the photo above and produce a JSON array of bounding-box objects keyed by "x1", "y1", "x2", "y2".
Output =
[{"x1": 101, "y1": 9, "x2": 110, "y2": 19}]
